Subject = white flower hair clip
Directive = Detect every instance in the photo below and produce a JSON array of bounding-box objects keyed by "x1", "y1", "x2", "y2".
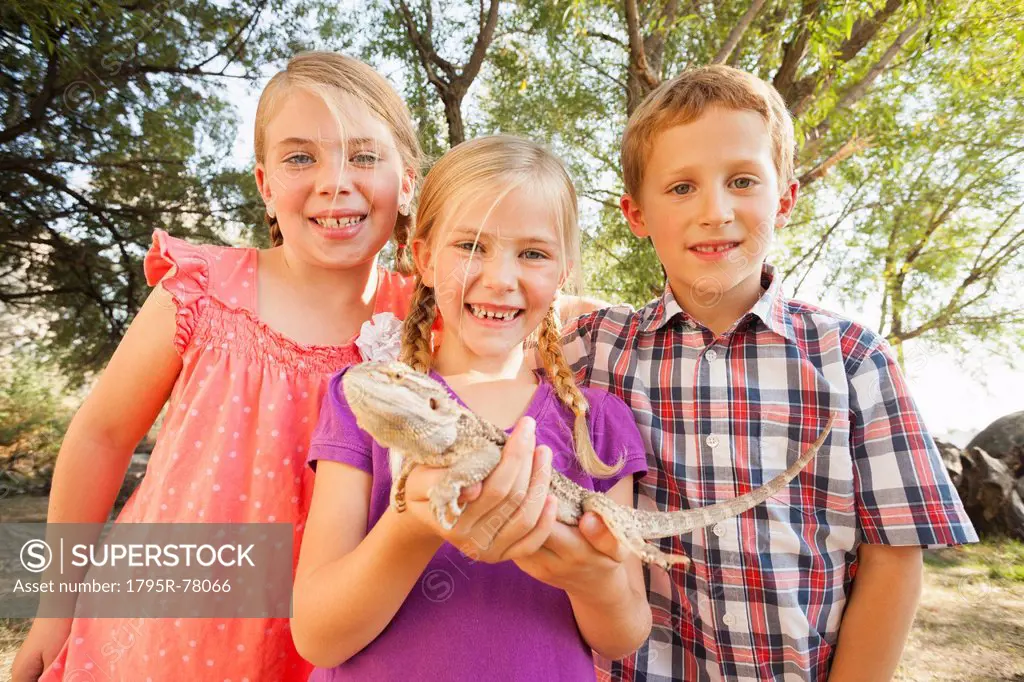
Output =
[{"x1": 355, "y1": 312, "x2": 403, "y2": 362}]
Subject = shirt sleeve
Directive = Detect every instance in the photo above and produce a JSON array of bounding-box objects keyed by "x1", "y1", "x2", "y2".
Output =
[
  {"x1": 144, "y1": 229, "x2": 209, "y2": 355},
  {"x1": 307, "y1": 369, "x2": 374, "y2": 473},
  {"x1": 586, "y1": 390, "x2": 649, "y2": 494},
  {"x1": 846, "y1": 335, "x2": 978, "y2": 547},
  {"x1": 560, "y1": 313, "x2": 595, "y2": 385}
]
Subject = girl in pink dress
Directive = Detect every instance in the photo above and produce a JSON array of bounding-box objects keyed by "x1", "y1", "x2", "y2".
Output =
[{"x1": 12, "y1": 51, "x2": 422, "y2": 682}]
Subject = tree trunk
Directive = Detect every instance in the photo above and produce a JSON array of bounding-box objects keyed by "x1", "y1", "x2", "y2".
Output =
[{"x1": 441, "y1": 89, "x2": 465, "y2": 147}]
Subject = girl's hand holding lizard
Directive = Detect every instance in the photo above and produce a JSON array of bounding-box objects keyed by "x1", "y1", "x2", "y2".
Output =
[
  {"x1": 513, "y1": 511, "x2": 632, "y2": 596},
  {"x1": 398, "y1": 416, "x2": 560, "y2": 563}
]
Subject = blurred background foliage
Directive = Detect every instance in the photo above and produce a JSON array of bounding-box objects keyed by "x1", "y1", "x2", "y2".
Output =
[{"x1": 1, "y1": 0, "x2": 1022, "y2": 455}]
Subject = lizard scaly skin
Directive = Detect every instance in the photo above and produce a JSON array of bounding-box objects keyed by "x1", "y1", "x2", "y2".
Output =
[{"x1": 342, "y1": 361, "x2": 836, "y2": 571}]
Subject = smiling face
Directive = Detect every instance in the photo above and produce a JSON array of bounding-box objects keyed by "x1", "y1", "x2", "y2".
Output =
[
  {"x1": 415, "y1": 185, "x2": 566, "y2": 370},
  {"x1": 254, "y1": 88, "x2": 413, "y2": 270},
  {"x1": 621, "y1": 106, "x2": 797, "y2": 324}
]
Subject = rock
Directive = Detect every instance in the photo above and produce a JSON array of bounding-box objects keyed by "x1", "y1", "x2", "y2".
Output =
[
  {"x1": 966, "y1": 411, "x2": 1024, "y2": 477},
  {"x1": 959, "y1": 446, "x2": 1024, "y2": 538},
  {"x1": 1007, "y1": 490, "x2": 1024, "y2": 541},
  {"x1": 935, "y1": 439, "x2": 964, "y2": 487}
]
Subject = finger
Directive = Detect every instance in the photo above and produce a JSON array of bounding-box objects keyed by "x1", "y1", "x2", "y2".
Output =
[
  {"x1": 578, "y1": 511, "x2": 630, "y2": 562},
  {"x1": 457, "y1": 482, "x2": 483, "y2": 505},
  {"x1": 402, "y1": 465, "x2": 448, "y2": 502},
  {"x1": 538, "y1": 520, "x2": 581, "y2": 559},
  {"x1": 499, "y1": 495, "x2": 559, "y2": 560},
  {"x1": 486, "y1": 446, "x2": 554, "y2": 556}
]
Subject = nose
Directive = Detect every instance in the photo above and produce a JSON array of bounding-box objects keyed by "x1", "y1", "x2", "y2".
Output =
[
  {"x1": 697, "y1": 185, "x2": 734, "y2": 228},
  {"x1": 316, "y1": 152, "x2": 355, "y2": 198},
  {"x1": 480, "y1": 249, "x2": 518, "y2": 293}
]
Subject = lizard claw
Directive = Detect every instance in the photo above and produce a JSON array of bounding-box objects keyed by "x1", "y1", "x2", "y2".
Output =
[
  {"x1": 430, "y1": 483, "x2": 467, "y2": 530},
  {"x1": 448, "y1": 496, "x2": 464, "y2": 518}
]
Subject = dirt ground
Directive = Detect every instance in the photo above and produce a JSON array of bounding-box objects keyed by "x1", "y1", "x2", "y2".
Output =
[{"x1": 1, "y1": 496, "x2": 1022, "y2": 681}]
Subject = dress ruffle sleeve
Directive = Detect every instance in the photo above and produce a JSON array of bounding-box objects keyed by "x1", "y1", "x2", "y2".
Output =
[{"x1": 144, "y1": 229, "x2": 210, "y2": 354}]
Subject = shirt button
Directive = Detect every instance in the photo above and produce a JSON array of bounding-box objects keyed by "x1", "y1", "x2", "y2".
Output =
[
  {"x1": 722, "y1": 613, "x2": 737, "y2": 627},
  {"x1": 705, "y1": 349, "x2": 718, "y2": 362},
  {"x1": 705, "y1": 434, "x2": 720, "y2": 448},
  {"x1": 712, "y1": 524, "x2": 725, "y2": 537}
]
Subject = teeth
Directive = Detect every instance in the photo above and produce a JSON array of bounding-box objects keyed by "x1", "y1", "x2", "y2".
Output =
[
  {"x1": 469, "y1": 304, "x2": 518, "y2": 321},
  {"x1": 314, "y1": 216, "x2": 364, "y2": 228},
  {"x1": 693, "y1": 243, "x2": 737, "y2": 253}
]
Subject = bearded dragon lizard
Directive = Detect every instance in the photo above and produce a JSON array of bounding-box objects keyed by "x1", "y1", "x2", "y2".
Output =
[{"x1": 343, "y1": 361, "x2": 836, "y2": 570}]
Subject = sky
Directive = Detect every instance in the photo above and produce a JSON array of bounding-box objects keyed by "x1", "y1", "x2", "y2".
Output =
[{"x1": 223, "y1": 77, "x2": 1023, "y2": 447}]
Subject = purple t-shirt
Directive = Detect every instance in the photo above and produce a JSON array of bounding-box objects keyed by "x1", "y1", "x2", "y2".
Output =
[{"x1": 306, "y1": 368, "x2": 648, "y2": 681}]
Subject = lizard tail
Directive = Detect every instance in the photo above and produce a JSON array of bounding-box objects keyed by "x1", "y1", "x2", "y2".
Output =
[{"x1": 639, "y1": 412, "x2": 837, "y2": 540}]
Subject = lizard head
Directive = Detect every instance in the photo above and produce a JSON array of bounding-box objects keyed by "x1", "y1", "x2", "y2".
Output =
[{"x1": 342, "y1": 361, "x2": 461, "y2": 455}]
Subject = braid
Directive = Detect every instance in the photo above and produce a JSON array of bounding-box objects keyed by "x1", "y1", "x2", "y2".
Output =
[
  {"x1": 537, "y1": 305, "x2": 623, "y2": 478},
  {"x1": 393, "y1": 214, "x2": 415, "y2": 275},
  {"x1": 399, "y1": 279, "x2": 436, "y2": 373},
  {"x1": 267, "y1": 214, "x2": 283, "y2": 246}
]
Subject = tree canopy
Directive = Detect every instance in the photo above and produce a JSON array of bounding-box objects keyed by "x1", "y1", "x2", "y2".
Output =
[
  {"x1": 0, "y1": 0, "x2": 305, "y2": 378},
  {"x1": 2, "y1": 0, "x2": 1021, "y2": 377}
]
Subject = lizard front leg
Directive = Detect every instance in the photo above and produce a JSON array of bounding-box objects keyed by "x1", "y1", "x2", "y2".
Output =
[
  {"x1": 429, "y1": 440, "x2": 503, "y2": 530},
  {"x1": 582, "y1": 494, "x2": 691, "y2": 571},
  {"x1": 389, "y1": 451, "x2": 417, "y2": 513}
]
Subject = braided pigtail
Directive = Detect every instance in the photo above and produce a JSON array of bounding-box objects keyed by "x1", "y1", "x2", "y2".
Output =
[
  {"x1": 393, "y1": 212, "x2": 415, "y2": 275},
  {"x1": 267, "y1": 214, "x2": 283, "y2": 246},
  {"x1": 399, "y1": 278, "x2": 436, "y2": 373},
  {"x1": 537, "y1": 305, "x2": 623, "y2": 478}
]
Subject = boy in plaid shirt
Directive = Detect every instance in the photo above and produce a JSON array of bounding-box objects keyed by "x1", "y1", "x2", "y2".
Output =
[{"x1": 562, "y1": 65, "x2": 976, "y2": 681}]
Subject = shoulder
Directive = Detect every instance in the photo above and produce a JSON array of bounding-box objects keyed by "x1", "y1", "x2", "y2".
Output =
[
  {"x1": 144, "y1": 229, "x2": 251, "y2": 289},
  {"x1": 784, "y1": 297, "x2": 891, "y2": 371},
  {"x1": 312, "y1": 368, "x2": 366, "y2": 441},
  {"x1": 564, "y1": 303, "x2": 641, "y2": 339}
]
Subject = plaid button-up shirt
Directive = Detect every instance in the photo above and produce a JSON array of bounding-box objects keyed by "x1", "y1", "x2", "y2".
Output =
[{"x1": 563, "y1": 265, "x2": 976, "y2": 682}]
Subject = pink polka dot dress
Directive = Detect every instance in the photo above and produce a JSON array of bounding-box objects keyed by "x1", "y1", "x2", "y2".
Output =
[{"x1": 40, "y1": 230, "x2": 415, "y2": 682}]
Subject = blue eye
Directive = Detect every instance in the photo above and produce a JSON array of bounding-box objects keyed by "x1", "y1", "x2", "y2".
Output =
[
  {"x1": 732, "y1": 177, "x2": 757, "y2": 189},
  {"x1": 285, "y1": 153, "x2": 314, "y2": 165},
  {"x1": 352, "y1": 152, "x2": 380, "y2": 166},
  {"x1": 671, "y1": 183, "x2": 693, "y2": 196},
  {"x1": 522, "y1": 249, "x2": 548, "y2": 260},
  {"x1": 455, "y1": 241, "x2": 483, "y2": 254}
]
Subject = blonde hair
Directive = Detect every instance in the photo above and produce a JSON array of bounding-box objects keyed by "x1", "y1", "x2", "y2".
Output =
[
  {"x1": 621, "y1": 65, "x2": 796, "y2": 198},
  {"x1": 399, "y1": 135, "x2": 621, "y2": 478},
  {"x1": 254, "y1": 51, "x2": 422, "y2": 272}
]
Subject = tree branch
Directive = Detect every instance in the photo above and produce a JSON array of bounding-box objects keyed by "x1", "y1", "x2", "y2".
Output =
[
  {"x1": 711, "y1": 0, "x2": 768, "y2": 64},
  {"x1": 0, "y1": 41, "x2": 61, "y2": 145},
  {"x1": 456, "y1": 0, "x2": 500, "y2": 90},
  {"x1": 834, "y1": 15, "x2": 923, "y2": 113},
  {"x1": 805, "y1": 14, "x2": 925, "y2": 142},
  {"x1": 624, "y1": 0, "x2": 660, "y2": 90},
  {"x1": 797, "y1": 134, "x2": 873, "y2": 187},
  {"x1": 772, "y1": 0, "x2": 822, "y2": 104}
]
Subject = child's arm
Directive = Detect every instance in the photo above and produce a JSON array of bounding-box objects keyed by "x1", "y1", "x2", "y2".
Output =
[
  {"x1": 514, "y1": 477, "x2": 652, "y2": 660},
  {"x1": 47, "y1": 286, "x2": 182, "y2": 524},
  {"x1": 827, "y1": 544, "x2": 923, "y2": 681},
  {"x1": 11, "y1": 286, "x2": 182, "y2": 681},
  {"x1": 291, "y1": 461, "x2": 443, "y2": 668},
  {"x1": 292, "y1": 419, "x2": 558, "y2": 668}
]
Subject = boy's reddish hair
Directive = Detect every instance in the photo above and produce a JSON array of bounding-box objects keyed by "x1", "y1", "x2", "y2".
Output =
[{"x1": 621, "y1": 65, "x2": 796, "y2": 196}]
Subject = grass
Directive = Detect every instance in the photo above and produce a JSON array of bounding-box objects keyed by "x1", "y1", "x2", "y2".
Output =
[{"x1": 924, "y1": 537, "x2": 1024, "y2": 582}]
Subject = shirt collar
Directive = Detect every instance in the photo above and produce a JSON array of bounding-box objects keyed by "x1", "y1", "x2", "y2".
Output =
[{"x1": 638, "y1": 263, "x2": 795, "y2": 342}]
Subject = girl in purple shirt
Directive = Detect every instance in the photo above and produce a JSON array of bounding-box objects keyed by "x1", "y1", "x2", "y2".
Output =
[{"x1": 293, "y1": 135, "x2": 653, "y2": 681}]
